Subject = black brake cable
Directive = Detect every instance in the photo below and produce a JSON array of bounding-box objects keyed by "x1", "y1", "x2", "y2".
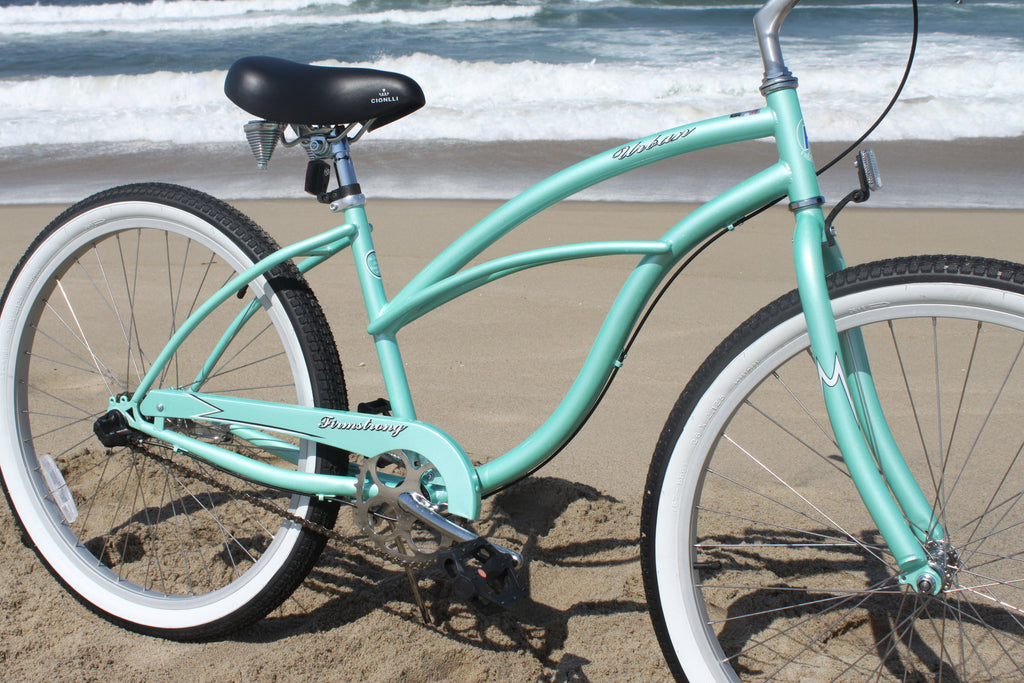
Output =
[
  {"x1": 484, "y1": 0, "x2": 920, "y2": 495},
  {"x1": 625, "y1": 0, "x2": 921, "y2": 360},
  {"x1": 484, "y1": 229, "x2": 731, "y2": 496}
]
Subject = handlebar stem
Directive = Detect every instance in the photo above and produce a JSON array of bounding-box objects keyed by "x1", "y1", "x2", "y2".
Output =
[{"x1": 754, "y1": 0, "x2": 801, "y2": 94}]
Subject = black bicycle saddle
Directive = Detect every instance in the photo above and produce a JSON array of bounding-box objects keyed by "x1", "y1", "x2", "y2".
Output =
[{"x1": 224, "y1": 56, "x2": 425, "y2": 131}]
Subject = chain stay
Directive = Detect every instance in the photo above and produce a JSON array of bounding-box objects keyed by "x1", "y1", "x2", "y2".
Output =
[{"x1": 134, "y1": 442, "x2": 436, "y2": 570}]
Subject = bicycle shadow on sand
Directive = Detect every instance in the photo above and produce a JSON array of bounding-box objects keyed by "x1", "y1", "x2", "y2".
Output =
[
  {"x1": 239, "y1": 476, "x2": 647, "y2": 674},
  {"x1": 698, "y1": 527, "x2": 1024, "y2": 682}
]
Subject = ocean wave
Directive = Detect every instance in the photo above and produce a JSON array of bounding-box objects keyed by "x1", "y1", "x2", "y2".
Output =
[
  {"x1": 0, "y1": 0, "x2": 541, "y2": 36},
  {"x1": 1, "y1": 48, "x2": 1021, "y2": 148}
]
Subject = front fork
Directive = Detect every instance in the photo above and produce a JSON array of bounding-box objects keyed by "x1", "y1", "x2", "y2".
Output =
[{"x1": 793, "y1": 207, "x2": 946, "y2": 594}]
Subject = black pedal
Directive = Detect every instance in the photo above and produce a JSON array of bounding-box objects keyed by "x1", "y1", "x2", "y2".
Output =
[
  {"x1": 93, "y1": 410, "x2": 135, "y2": 448},
  {"x1": 357, "y1": 397, "x2": 392, "y2": 416},
  {"x1": 437, "y1": 538, "x2": 526, "y2": 612}
]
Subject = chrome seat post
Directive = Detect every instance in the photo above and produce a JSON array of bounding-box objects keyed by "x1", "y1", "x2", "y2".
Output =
[{"x1": 328, "y1": 136, "x2": 366, "y2": 211}]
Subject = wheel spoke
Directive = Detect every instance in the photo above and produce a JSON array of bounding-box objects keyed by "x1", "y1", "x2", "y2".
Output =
[
  {"x1": 1, "y1": 186, "x2": 345, "y2": 637},
  {"x1": 643, "y1": 259, "x2": 1024, "y2": 680}
]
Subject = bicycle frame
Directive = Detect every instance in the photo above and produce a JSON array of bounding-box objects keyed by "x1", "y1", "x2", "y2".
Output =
[
  {"x1": 128, "y1": 108, "x2": 783, "y2": 516},
  {"x1": 116, "y1": 0, "x2": 947, "y2": 593}
]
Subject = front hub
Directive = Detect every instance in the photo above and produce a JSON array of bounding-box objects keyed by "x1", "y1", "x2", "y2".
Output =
[
  {"x1": 902, "y1": 539, "x2": 960, "y2": 596},
  {"x1": 925, "y1": 539, "x2": 960, "y2": 588}
]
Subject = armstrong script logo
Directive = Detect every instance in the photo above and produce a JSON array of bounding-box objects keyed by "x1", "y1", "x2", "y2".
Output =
[
  {"x1": 612, "y1": 128, "x2": 695, "y2": 161},
  {"x1": 318, "y1": 416, "x2": 407, "y2": 438}
]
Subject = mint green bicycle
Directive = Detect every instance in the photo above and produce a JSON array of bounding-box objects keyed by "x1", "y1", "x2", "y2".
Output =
[{"x1": 3, "y1": 0, "x2": 1023, "y2": 679}]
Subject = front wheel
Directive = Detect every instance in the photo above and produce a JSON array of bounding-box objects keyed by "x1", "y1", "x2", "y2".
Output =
[
  {"x1": 642, "y1": 255, "x2": 1024, "y2": 681},
  {"x1": 0, "y1": 184, "x2": 348, "y2": 640}
]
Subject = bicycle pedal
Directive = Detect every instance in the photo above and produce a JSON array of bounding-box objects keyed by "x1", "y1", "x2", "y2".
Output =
[
  {"x1": 357, "y1": 397, "x2": 392, "y2": 415},
  {"x1": 93, "y1": 410, "x2": 135, "y2": 448},
  {"x1": 437, "y1": 538, "x2": 527, "y2": 613}
]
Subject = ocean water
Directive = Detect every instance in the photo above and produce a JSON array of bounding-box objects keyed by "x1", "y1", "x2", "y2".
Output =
[{"x1": 0, "y1": 0, "x2": 1021, "y2": 205}]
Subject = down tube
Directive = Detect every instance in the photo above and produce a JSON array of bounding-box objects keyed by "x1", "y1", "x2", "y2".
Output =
[{"x1": 474, "y1": 161, "x2": 792, "y2": 494}]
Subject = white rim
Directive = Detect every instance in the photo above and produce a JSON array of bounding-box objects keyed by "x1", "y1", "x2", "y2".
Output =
[
  {"x1": 652, "y1": 281, "x2": 1024, "y2": 681},
  {"x1": 0, "y1": 201, "x2": 318, "y2": 629}
]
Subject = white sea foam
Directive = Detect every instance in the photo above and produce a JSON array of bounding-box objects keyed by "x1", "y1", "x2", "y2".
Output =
[
  {"x1": 0, "y1": 1, "x2": 541, "y2": 36},
  {"x1": 2, "y1": 0, "x2": 1017, "y2": 41},
  {"x1": 1, "y1": 38, "x2": 1021, "y2": 150}
]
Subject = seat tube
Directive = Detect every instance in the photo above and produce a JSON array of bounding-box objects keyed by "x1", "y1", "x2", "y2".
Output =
[
  {"x1": 333, "y1": 140, "x2": 417, "y2": 419},
  {"x1": 340, "y1": 201, "x2": 417, "y2": 419}
]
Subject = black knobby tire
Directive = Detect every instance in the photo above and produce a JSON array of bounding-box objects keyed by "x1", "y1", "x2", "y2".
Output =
[
  {"x1": 0, "y1": 183, "x2": 348, "y2": 639},
  {"x1": 642, "y1": 255, "x2": 1024, "y2": 681}
]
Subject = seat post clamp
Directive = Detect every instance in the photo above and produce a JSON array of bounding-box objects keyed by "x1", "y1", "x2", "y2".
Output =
[{"x1": 329, "y1": 186, "x2": 366, "y2": 211}]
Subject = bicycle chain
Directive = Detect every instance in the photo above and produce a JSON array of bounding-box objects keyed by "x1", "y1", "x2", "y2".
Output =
[{"x1": 134, "y1": 442, "x2": 436, "y2": 570}]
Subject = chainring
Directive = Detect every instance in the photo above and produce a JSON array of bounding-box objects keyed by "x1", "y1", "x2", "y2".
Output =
[{"x1": 353, "y1": 450, "x2": 458, "y2": 565}]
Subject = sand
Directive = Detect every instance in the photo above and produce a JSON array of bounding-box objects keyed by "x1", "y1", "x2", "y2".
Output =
[{"x1": 1, "y1": 197, "x2": 1022, "y2": 681}]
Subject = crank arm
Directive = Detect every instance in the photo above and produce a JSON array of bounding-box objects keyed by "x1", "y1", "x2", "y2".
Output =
[{"x1": 397, "y1": 491, "x2": 523, "y2": 568}]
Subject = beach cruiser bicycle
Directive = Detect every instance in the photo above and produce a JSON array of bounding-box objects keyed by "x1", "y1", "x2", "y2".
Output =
[{"x1": 2, "y1": 0, "x2": 1022, "y2": 679}]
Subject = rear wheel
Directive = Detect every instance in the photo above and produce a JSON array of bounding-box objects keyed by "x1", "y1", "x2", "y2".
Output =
[
  {"x1": 0, "y1": 184, "x2": 347, "y2": 639},
  {"x1": 643, "y1": 256, "x2": 1024, "y2": 681}
]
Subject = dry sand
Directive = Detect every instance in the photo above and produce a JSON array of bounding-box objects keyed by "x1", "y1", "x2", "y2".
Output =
[{"x1": 0, "y1": 198, "x2": 1021, "y2": 681}]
